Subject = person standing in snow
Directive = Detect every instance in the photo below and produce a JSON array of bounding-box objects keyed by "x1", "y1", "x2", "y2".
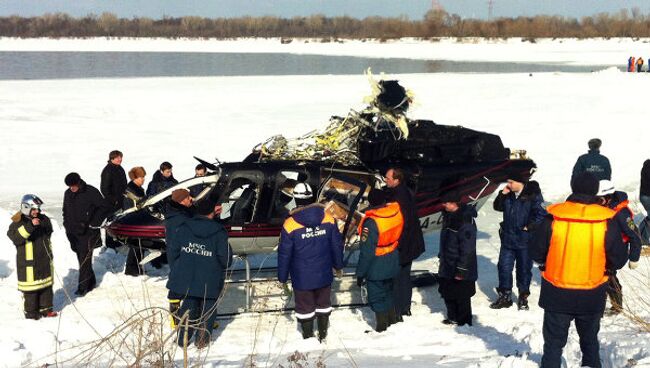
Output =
[
  {"x1": 636, "y1": 57, "x2": 644, "y2": 73},
  {"x1": 356, "y1": 189, "x2": 403, "y2": 332},
  {"x1": 166, "y1": 188, "x2": 194, "y2": 328},
  {"x1": 640, "y1": 160, "x2": 650, "y2": 215},
  {"x1": 7, "y1": 195, "x2": 57, "y2": 319},
  {"x1": 166, "y1": 198, "x2": 232, "y2": 349},
  {"x1": 100, "y1": 150, "x2": 127, "y2": 250},
  {"x1": 596, "y1": 180, "x2": 642, "y2": 315},
  {"x1": 123, "y1": 166, "x2": 148, "y2": 276},
  {"x1": 146, "y1": 161, "x2": 178, "y2": 196},
  {"x1": 384, "y1": 167, "x2": 425, "y2": 320},
  {"x1": 62, "y1": 173, "x2": 107, "y2": 296},
  {"x1": 490, "y1": 174, "x2": 547, "y2": 310},
  {"x1": 530, "y1": 172, "x2": 628, "y2": 368},
  {"x1": 277, "y1": 183, "x2": 344, "y2": 341},
  {"x1": 437, "y1": 191, "x2": 477, "y2": 327},
  {"x1": 627, "y1": 56, "x2": 634, "y2": 72},
  {"x1": 571, "y1": 138, "x2": 611, "y2": 184}
]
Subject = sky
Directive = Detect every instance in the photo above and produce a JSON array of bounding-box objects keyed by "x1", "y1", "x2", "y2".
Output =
[{"x1": 0, "y1": 0, "x2": 649, "y2": 20}]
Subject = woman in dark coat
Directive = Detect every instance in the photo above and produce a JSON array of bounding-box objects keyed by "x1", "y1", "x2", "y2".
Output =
[
  {"x1": 438, "y1": 191, "x2": 478, "y2": 327},
  {"x1": 123, "y1": 167, "x2": 147, "y2": 276}
]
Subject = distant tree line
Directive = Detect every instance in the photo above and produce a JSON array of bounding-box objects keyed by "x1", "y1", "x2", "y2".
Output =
[{"x1": 1, "y1": 9, "x2": 650, "y2": 39}]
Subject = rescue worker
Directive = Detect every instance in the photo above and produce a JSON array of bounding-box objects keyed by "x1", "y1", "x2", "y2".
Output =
[
  {"x1": 146, "y1": 161, "x2": 178, "y2": 196},
  {"x1": 491, "y1": 174, "x2": 546, "y2": 310},
  {"x1": 596, "y1": 180, "x2": 642, "y2": 315},
  {"x1": 63, "y1": 172, "x2": 106, "y2": 296},
  {"x1": 637, "y1": 57, "x2": 644, "y2": 73},
  {"x1": 123, "y1": 166, "x2": 147, "y2": 276},
  {"x1": 530, "y1": 172, "x2": 628, "y2": 368},
  {"x1": 7, "y1": 195, "x2": 57, "y2": 319},
  {"x1": 166, "y1": 188, "x2": 193, "y2": 328},
  {"x1": 571, "y1": 138, "x2": 611, "y2": 183},
  {"x1": 356, "y1": 189, "x2": 403, "y2": 332},
  {"x1": 384, "y1": 167, "x2": 425, "y2": 319},
  {"x1": 278, "y1": 183, "x2": 344, "y2": 341},
  {"x1": 100, "y1": 150, "x2": 127, "y2": 250},
  {"x1": 166, "y1": 198, "x2": 233, "y2": 349},
  {"x1": 437, "y1": 191, "x2": 478, "y2": 326}
]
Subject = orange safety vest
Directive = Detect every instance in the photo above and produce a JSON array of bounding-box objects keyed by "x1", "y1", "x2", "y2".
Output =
[
  {"x1": 613, "y1": 200, "x2": 633, "y2": 243},
  {"x1": 543, "y1": 201, "x2": 615, "y2": 290},
  {"x1": 358, "y1": 202, "x2": 404, "y2": 256}
]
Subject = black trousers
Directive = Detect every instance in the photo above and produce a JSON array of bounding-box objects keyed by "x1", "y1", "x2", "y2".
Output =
[
  {"x1": 443, "y1": 297, "x2": 473, "y2": 326},
  {"x1": 393, "y1": 262, "x2": 413, "y2": 315},
  {"x1": 541, "y1": 310, "x2": 602, "y2": 368},
  {"x1": 294, "y1": 285, "x2": 332, "y2": 321},
  {"x1": 606, "y1": 274, "x2": 623, "y2": 310},
  {"x1": 23, "y1": 287, "x2": 53, "y2": 317},
  {"x1": 67, "y1": 232, "x2": 98, "y2": 293}
]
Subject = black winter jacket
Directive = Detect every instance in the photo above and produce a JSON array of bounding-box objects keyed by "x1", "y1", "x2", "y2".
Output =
[
  {"x1": 386, "y1": 183, "x2": 425, "y2": 265},
  {"x1": 641, "y1": 160, "x2": 650, "y2": 197},
  {"x1": 100, "y1": 162, "x2": 127, "y2": 211},
  {"x1": 438, "y1": 204, "x2": 478, "y2": 281},
  {"x1": 146, "y1": 171, "x2": 178, "y2": 197},
  {"x1": 529, "y1": 193, "x2": 628, "y2": 314},
  {"x1": 166, "y1": 216, "x2": 233, "y2": 299},
  {"x1": 6, "y1": 213, "x2": 54, "y2": 292},
  {"x1": 123, "y1": 181, "x2": 145, "y2": 210},
  {"x1": 571, "y1": 149, "x2": 612, "y2": 182},
  {"x1": 63, "y1": 180, "x2": 107, "y2": 235}
]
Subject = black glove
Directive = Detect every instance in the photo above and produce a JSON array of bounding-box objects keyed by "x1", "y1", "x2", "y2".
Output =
[{"x1": 356, "y1": 277, "x2": 364, "y2": 287}]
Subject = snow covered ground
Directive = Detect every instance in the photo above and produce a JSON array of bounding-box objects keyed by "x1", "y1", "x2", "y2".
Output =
[{"x1": 1, "y1": 39, "x2": 649, "y2": 367}]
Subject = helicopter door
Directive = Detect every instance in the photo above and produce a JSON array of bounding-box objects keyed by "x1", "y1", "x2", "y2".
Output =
[{"x1": 317, "y1": 175, "x2": 367, "y2": 246}]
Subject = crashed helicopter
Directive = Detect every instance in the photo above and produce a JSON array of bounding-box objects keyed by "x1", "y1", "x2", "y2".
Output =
[{"x1": 105, "y1": 75, "x2": 536, "y2": 312}]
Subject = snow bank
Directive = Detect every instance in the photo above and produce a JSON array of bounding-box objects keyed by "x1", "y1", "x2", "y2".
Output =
[{"x1": 0, "y1": 37, "x2": 648, "y2": 66}]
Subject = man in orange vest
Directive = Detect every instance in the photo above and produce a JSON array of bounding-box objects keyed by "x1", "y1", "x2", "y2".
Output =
[
  {"x1": 530, "y1": 172, "x2": 628, "y2": 368},
  {"x1": 356, "y1": 189, "x2": 403, "y2": 332},
  {"x1": 596, "y1": 180, "x2": 642, "y2": 315}
]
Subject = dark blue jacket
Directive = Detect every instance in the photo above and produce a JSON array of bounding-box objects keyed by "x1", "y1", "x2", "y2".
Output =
[
  {"x1": 146, "y1": 171, "x2": 179, "y2": 197},
  {"x1": 609, "y1": 191, "x2": 642, "y2": 263},
  {"x1": 493, "y1": 181, "x2": 547, "y2": 250},
  {"x1": 438, "y1": 204, "x2": 478, "y2": 281},
  {"x1": 355, "y1": 217, "x2": 400, "y2": 281},
  {"x1": 166, "y1": 215, "x2": 233, "y2": 299},
  {"x1": 164, "y1": 202, "x2": 193, "y2": 252},
  {"x1": 571, "y1": 149, "x2": 612, "y2": 182},
  {"x1": 277, "y1": 205, "x2": 344, "y2": 291}
]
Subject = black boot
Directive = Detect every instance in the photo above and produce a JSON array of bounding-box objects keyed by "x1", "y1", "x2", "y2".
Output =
[
  {"x1": 299, "y1": 318, "x2": 315, "y2": 339},
  {"x1": 489, "y1": 289, "x2": 513, "y2": 309},
  {"x1": 317, "y1": 314, "x2": 329, "y2": 342},
  {"x1": 517, "y1": 292, "x2": 530, "y2": 311},
  {"x1": 387, "y1": 308, "x2": 398, "y2": 326},
  {"x1": 375, "y1": 312, "x2": 389, "y2": 332}
]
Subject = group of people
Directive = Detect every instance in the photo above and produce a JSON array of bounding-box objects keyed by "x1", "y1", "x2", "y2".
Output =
[
  {"x1": 5, "y1": 138, "x2": 649, "y2": 364},
  {"x1": 627, "y1": 56, "x2": 648, "y2": 72}
]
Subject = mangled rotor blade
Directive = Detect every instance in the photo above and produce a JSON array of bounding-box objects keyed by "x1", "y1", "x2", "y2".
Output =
[{"x1": 194, "y1": 156, "x2": 219, "y2": 171}]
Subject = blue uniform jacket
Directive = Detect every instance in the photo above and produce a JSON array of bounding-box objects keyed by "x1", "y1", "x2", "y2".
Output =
[
  {"x1": 438, "y1": 204, "x2": 478, "y2": 281},
  {"x1": 571, "y1": 149, "x2": 612, "y2": 182},
  {"x1": 355, "y1": 218, "x2": 400, "y2": 281},
  {"x1": 493, "y1": 181, "x2": 547, "y2": 250},
  {"x1": 277, "y1": 205, "x2": 344, "y2": 291},
  {"x1": 166, "y1": 215, "x2": 233, "y2": 299},
  {"x1": 609, "y1": 191, "x2": 642, "y2": 262}
]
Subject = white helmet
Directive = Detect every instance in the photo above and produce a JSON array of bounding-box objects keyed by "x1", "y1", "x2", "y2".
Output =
[
  {"x1": 597, "y1": 180, "x2": 615, "y2": 197},
  {"x1": 20, "y1": 194, "x2": 43, "y2": 217},
  {"x1": 292, "y1": 182, "x2": 313, "y2": 200}
]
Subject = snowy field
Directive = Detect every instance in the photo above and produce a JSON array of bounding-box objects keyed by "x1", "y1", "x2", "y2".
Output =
[{"x1": 1, "y1": 38, "x2": 650, "y2": 367}]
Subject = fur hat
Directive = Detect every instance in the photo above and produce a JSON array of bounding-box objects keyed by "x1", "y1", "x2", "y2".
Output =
[
  {"x1": 64, "y1": 172, "x2": 81, "y2": 186},
  {"x1": 171, "y1": 188, "x2": 190, "y2": 204},
  {"x1": 128, "y1": 166, "x2": 146, "y2": 180},
  {"x1": 571, "y1": 172, "x2": 599, "y2": 196}
]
